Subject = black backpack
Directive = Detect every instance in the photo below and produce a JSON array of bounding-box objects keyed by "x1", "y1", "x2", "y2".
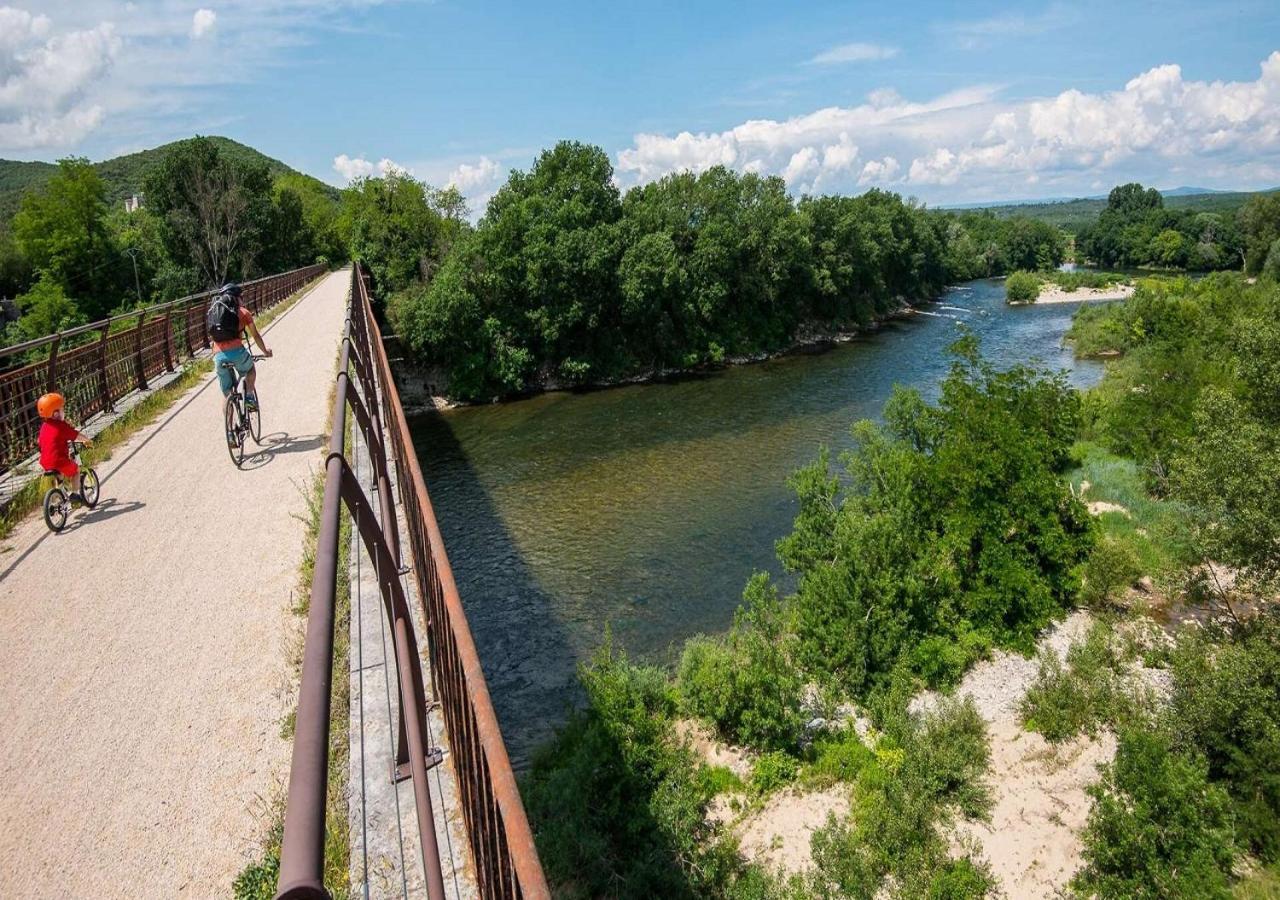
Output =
[{"x1": 207, "y1": 292, "x2": 241, "y2": 342}]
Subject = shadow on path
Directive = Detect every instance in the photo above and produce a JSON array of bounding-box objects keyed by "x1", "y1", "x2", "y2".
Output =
[{"x1": 239, "y1": 432, "x2": 327, "y2": 470}]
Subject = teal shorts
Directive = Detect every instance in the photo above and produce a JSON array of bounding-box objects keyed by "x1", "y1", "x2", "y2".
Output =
[{"x1": 214, "y1": 346, "x2": 254, "y2": 395}]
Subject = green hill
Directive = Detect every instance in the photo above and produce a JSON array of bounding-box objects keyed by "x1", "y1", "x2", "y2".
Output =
[
  {"x1": 0, "y1": 136, "x2": 337, "y2": 227},
  {"x1": 955, "y1": 189, "x2": 1279, "y2": 233}
]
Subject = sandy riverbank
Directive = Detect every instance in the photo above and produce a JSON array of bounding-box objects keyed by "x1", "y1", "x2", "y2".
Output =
[{"x1": 1015, "y1": 283, "x2": 1135, "y2": 305}]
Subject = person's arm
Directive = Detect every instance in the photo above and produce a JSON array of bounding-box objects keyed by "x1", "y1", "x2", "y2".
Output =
[
  {"x1": 246, "y1": 319, "x2": 272, "y2": 357},
  {"x1": 60, "y1": 419, "x2": 91, "y2": 447}
]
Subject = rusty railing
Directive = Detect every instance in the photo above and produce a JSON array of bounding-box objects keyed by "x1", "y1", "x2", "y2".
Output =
[
  {"x1": 0, "y1": 264, "x2": 326, "y2": 476},
  {"x1": 275, "y1": 264, "x2": 548, "y2": 900}
]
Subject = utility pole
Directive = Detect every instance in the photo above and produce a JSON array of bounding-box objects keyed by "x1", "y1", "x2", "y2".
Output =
[{"x1": 126, "y1": 247, "x2": 143, "y2": 307}]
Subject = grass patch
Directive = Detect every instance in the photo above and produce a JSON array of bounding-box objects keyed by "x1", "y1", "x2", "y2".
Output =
[
  {"x1": 1235, "y1": 863, "x2": 1280, "y2": 899},
  {"x1": 1020, "y1": 620, "x2": 1153, "y2": 742},
  {"x1": 1068, "y1": 441, "x2": 1194, "y2": 584}
]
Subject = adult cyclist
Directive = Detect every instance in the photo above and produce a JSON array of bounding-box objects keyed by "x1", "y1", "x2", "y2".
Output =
[{"x1": 208, "y1": 282, "x2": 272, "y2": 411}]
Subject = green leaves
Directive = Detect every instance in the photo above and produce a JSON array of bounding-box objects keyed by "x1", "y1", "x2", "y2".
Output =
[{"x1": 784, "y1": 339, "x2": 1092, "y2": 697}]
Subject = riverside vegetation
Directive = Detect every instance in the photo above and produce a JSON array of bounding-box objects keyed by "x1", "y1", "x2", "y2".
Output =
[{"x1": 520, "y1": 269, "x2": 1280, "y2": 895}]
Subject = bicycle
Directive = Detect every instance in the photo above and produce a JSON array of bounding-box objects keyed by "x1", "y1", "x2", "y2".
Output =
[
  {"x1": 42, "y1": 441, "x2": 100, "y2": 533},
  {"x1": 223, "y1": 355, "x2": 267, "y2": 467}
]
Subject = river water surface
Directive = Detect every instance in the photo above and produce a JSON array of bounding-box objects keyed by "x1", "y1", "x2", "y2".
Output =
[{"x1": 408, "y1": 278, "x2": 1109, "y2": 766}]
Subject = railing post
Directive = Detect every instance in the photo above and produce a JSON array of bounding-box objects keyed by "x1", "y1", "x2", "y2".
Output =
[
  {"x1": 97, "y1": 327, "x2": 111, "y2": 412},
  {"x1": 133, "y1": 309, "x2": 148, "y2": 391},
  {"x1": 163, "y1": 308, "x2": 175, "y2": 372},
  {"x1": 45, "y1": 334, "x2": 61, "y2": 393},
  {"x1": 183, "y1": 304, "x2": 195, "y2": 356}
]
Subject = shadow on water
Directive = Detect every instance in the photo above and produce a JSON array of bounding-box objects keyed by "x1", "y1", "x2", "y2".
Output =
[{"x1": 410, "y1": 409, "x2": 581, "y2": 770}]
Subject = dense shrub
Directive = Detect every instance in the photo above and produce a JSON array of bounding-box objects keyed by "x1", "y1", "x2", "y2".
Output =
[
  {"x1": 678, "y1": 574, "x2": 806, "y2": 751},
  {"x1": 777, "y1": 334, "x2": 1093, "y2": 700},
  {"x1": 807, "y1": 697, "x2": 992, "y2": 899},
  {"x1": 1167, "y1": 620, "x2": 1280, "y2": 861},
  {"x1": 1020, "y1": 622, "x2": 1148, "y2": 742},
  {"x1": 1004, "y1": 269, "x2": 1041, "y2": 302},
  {"x1": 1073, "y1": 728, "x2": 1236, "y2": 899},
  {"x1": 1081, "y1": 534, "x2": 1142, "y2": 607}
]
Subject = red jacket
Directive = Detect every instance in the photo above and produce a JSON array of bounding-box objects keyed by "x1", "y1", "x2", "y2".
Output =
[{"x1": 38, "y1": 419, "x2": 80, "y2": 470}]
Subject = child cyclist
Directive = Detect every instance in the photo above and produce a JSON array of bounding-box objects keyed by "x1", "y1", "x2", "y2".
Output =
[{"x1": 36, "y1": 393, "x2": 93, "y2": 502}]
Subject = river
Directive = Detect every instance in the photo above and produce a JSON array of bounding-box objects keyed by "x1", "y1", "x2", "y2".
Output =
[{"x1": 407, "y1": 278, "x2": 1110, "y2": 767}]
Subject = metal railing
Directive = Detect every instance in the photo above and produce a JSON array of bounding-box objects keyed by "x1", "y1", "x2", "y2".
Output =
[
  {"x1": 0, "y1": 264, "x2": 326, "y2": 476},
  {"x1": 276, "y1": 264, "x2": 548, "y2": 900}
]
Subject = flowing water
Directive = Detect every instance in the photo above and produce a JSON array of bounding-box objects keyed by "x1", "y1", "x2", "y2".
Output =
[{"x1": 408, "y1": 278, "x2": 1110, "y2": 767}]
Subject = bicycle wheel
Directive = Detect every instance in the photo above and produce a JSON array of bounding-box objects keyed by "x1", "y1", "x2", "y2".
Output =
[
  {"x1": 81, "y1": 468, "x2": 101, "y2": 508},
  {"x1": 43, "y1": 487, "x2": 68, "y2": 532},
  {"x1": 248, "y1": 398, "x2": 262, "y2": 444},
  {"x1": 225, "y1": 392, "x2": 246, "y2": 466}
]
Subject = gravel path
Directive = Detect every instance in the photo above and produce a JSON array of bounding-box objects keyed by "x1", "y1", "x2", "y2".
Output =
[{"x1": 0, "y1": 269, "x2": 349, "y2": 898}]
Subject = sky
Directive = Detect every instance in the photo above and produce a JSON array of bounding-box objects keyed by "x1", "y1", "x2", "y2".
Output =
[{"x1": 2, "y1": 0, "x2": 1279, "y2": 213}]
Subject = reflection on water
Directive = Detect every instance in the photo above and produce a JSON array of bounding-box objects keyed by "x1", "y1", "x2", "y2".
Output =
[{"x1": 409, "y1": 278, "x2": 1110, "y2": 767}]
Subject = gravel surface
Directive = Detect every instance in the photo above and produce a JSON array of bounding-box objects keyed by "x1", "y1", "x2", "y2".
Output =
[{"x1": 0, "y1": 270, "x2": 348, "y2": 898}]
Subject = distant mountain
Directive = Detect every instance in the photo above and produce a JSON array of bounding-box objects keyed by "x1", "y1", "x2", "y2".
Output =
[
  {"x1": 1160, "y1": 186, "x2": 1230, "y2": 197},
  {"x1": 0, "y1": 136, "x2": 337, "y2": 228},
  {"x1": 941, "y1": 186, "x2": 1279, "y2": 232}
]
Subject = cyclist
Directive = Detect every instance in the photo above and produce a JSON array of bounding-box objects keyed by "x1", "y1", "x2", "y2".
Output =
[
  {"x1": 208, "y1": 282, "x2": 273, "y2": 411},
  {"x1": 36, "y1": 392, "x2": 93, "y2": 502}
]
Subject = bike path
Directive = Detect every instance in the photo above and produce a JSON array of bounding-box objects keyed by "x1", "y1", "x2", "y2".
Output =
[{"x1": 0, "y1": 268, "x2": 351, "y2": 897}]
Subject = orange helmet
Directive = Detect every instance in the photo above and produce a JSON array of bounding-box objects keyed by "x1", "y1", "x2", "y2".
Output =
[{"x1": 36, "y1": 392, "x2": 64, "y2": 418}]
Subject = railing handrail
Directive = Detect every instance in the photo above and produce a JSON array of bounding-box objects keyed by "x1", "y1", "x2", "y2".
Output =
[
  {"x1": 355, "y1": 268, "x2": 549, "y2": 897},
  {"x1": 276, "y1": 264, "x2": 548, "y2": 900},
  {"x1": 0, "y1": 264, "x2": 325, "y2": 358}
]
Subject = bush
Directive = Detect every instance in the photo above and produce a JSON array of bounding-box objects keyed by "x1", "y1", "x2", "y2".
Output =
[
  {"x1": 523, "y1": 642, "x2": 730, "y2": 899},
  {"x1": 1020, "y1": 622, "x2": 1147, "y2": 742},
  {"x1": 1004, "y1": 269, "x2": 1041, "y2": 303},
  {"x1": 749, "y1": 751, "x2": 799, "y2": 796},
  {"x1": 678, "y1": 574, "x2": 805, "y2": 752},
  {"x1": 1081, "y1": 534, "x2": 1142, "y2": 607},
  {"x1": 802, "y1": 729, "x2": 875, "y2": 788},
  {"x1": 807, "y1": 697, "x2": 992, "y2": 898},
  {"x1": 1073, "y1": 728, "x2": 1236, "y2": 899},
  {"x1": 1167, "y1": 620, "x2": 1280, "y2": 862}
]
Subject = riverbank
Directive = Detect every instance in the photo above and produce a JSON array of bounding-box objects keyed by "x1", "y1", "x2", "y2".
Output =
[
  {"x1": 398, "y1": 299, "x2": 935, "y2": 413},
  {"x1": 1036, "y1": 283, "x2": 1135, "y2": 304}
]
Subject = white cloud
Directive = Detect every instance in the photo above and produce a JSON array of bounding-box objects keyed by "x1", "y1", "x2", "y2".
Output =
[
  {"x1": 617, "y1": 52, "x2": 1280, "y2": 202},
  {"x1": 190, "y1": 9, "x2": 216, "y2": 39},
  {"x1": 858, "y1": 156, "x2": 900, "y2": 185},
  {"x1": 447, "y1": 155, "x2": 501, "y2": 191},
  {"x1": 616, "y1": 84, "x2": 998, "y2": 186},
  {"x1": 0, "y1": 2, "x2": 417, "y2": 155},
  {"x1": 332, "y1": 154, "x2": 409, "y2": 182},
  {"x1": 809, "y1": 42, "x2": 898, "y2": 65},
  {"x1": 941, "y1": 4, "x2": 1075, "y2": 50},
  {"x1": 0, "y1": 10, "x2": 119, "y2": 150}
]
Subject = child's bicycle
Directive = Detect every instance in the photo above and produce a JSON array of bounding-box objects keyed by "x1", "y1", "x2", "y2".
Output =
[
  {"x1": 223, "y1": 355, "x2": 267, "y2": 467},
  {"x1": 42, "y1": 441, "x2": 100, "y2": 532}
]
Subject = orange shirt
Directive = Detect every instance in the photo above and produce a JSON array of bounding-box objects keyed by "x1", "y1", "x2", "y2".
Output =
[{"x1": 212, "y1": 306, "x2": 254, "y2": 353}]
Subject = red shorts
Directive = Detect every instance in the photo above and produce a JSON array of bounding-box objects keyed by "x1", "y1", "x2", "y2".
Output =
[{"x1": 47, "y1": 460, "x2": 78, "y2": 479}]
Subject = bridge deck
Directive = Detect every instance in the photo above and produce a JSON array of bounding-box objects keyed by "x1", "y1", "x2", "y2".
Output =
[{"x1": 0, "y1": 269, "x2": 348, "y2": 897}]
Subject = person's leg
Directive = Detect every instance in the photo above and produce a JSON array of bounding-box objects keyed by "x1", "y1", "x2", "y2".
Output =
[
  {"x1": 239, "y1": 349, "x2": 258, "y2": 408},
  {"x1": 214, "y1": 350, "x2": 235, "y2": 396}
]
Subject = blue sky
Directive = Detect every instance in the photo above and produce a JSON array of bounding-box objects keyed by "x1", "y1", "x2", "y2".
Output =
[{"x1": 3, "y1": 1, "x2": 1279, "y2": 210}]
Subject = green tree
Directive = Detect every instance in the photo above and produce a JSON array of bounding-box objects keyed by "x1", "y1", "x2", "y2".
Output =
[
  {"x1": 144, "y1": 136, "x2": 275, "y2": 287},
  {"x1": 339, "y1": 169, "x2": 444, "y2": 294},
  {"x1": 1239, "y1": 193, "x2": 1280, "y2": 275},
  {"x1": 777, "y1": 334, "x2": 1092, "y2": 698},
  {"x1": 12, "y1": 157, "x2": 122, "y2": 319},
  {"x1": 4, "y1": 276, "x2": 85, "y2": 345}
]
